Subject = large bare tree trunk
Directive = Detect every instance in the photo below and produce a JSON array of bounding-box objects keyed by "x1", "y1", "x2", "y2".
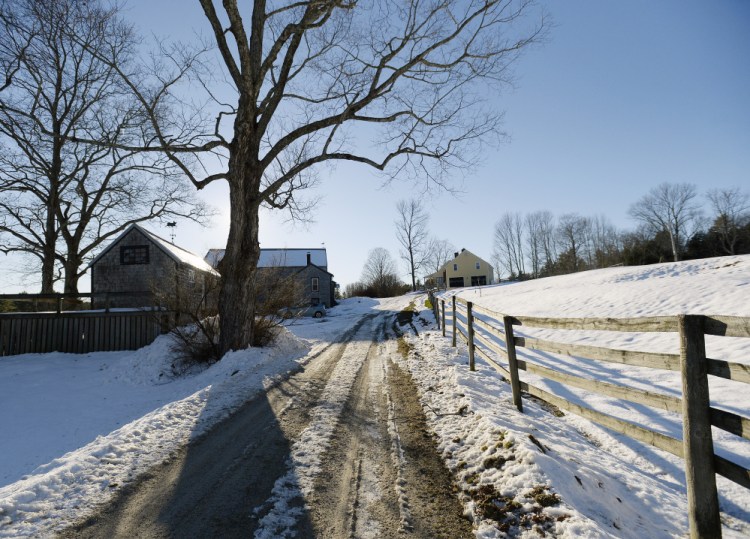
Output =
[
  {"x1": 219, "y1": 116, "x2": 263, "y2": 353},
  {"x1": 219, "y1": 200, "x2": 260, "y2": 352},
  {"x1": 62, "y1": 252, "x2": 82, "y2": 294}
]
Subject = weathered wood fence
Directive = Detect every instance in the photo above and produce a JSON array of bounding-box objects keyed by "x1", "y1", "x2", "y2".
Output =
[
  {"x1": 427, "y1": 291, "x2": 749, "y2": 539},
  {"x1": 0, "y1": 292, "x2": 169, "y2": 356}
]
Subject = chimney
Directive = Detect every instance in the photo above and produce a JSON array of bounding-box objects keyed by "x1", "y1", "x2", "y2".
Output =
[
  {"x1": 454, "y1": 252, "x2": 459, "y2": 258},
  {"x1": 306, "y1": 252, "x2": 311, "y2": 265}
]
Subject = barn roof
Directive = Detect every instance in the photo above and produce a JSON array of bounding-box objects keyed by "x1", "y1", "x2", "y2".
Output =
[
  {"x1": 205, "y1": 248, "x2": 328, "y2": 270},
  {"x1": 89, "y1": 224, "x2": 220, "y2": 276}
]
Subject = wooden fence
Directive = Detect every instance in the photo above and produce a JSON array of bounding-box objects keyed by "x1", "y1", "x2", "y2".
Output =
[
  {"x1": 428, "y1": 292, "x2": 749, "y2": 539},
  {"x1": 0, "y1": 292, "x2": 169, "y2": 356}
]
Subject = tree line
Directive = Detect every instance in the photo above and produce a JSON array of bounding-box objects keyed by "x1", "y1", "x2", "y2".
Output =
[
  {"x1": 492, "y1": 183, "x2": 750, "y2": 281},
  {"x1": 353, "y1": 182, "x2": 748, "y2": 299}
]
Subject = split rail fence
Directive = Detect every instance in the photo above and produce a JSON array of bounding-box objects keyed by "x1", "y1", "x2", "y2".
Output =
[
  {"x1": 0, "y1": 292, "x2": 170, "y2": 356},
  {"x1": 428, "y1": 292, "x2": 749, "y2": 539}
]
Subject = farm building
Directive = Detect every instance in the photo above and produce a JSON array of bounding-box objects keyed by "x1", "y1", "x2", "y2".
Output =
[
  {"x1": 89, "y1": 224, "x2": 220, "y2": 308},
  {"x1": 205, "y1": 248, "x2": 336, "y2": 308},
  {"x1": 425, "y1": 248, "x2": 494, "y2": 289}
]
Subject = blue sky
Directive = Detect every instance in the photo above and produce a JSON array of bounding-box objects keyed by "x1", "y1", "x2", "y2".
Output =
[{"x1": 2, "y1": 0, "x2": 749, "y2": 292}]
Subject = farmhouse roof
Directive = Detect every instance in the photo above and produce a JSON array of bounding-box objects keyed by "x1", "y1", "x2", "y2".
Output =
[
  {"x1": 205, "y1": 248, "x2": 328, "y2": 270},
  {"x1": 89, "y1": 224, "x2": 220, "y2": 276}
]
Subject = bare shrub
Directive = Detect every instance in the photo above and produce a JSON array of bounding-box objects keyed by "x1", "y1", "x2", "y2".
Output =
[
  {"x1": 250, "y1": 267, "x2": 304, "y2": 347},
  {"x1": 152, "y1": 262, "x2": 305, "y2": 369},
  {"x1": 151, "y1": 273, "x2": 222, "y2": 372}
]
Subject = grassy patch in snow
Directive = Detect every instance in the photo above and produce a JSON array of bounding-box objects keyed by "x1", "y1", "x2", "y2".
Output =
[
  {"x1": 397, "y1": 336, "x2": 414, "y2": 359},
  {"x1": 469, "y1": 482, "x2": 566, "y2": 534}
]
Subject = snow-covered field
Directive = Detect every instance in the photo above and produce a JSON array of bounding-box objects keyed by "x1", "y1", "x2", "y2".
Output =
[
  {"x1": 396, "y1": 255, "x2": 749, "y2": 537},
  {"x1": 0, "y1": 255, "x2": 748, "y2": 538}
]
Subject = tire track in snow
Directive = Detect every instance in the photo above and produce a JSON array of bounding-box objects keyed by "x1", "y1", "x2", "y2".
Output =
[
  {"x1": 253, "y1": 315, "x2": 378, "y2": 538},
  {"x1": 382, "y1": 353, "x2": 413, "y2": 533}
]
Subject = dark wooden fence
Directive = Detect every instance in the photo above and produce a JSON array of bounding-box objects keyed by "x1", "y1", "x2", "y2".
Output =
[
  {"x1": 0, "y1": 292, "x2": 169, "y2": 356},
  {"x1": 428, "y1": 291, "x2": 749, "y2": 539}
]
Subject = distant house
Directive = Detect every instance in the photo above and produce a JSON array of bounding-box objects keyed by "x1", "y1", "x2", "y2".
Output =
[
  {"x1": 89, "y1": 224, "x2": 220, "y2": 308},
  {"x1": 204, "y1": 248, "x2": 336, "y2": 308},
  {"x1": 425, "y1": 248, "x2": 494, "y2": 289}
]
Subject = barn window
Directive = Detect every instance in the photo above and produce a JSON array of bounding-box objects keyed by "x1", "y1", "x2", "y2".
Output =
[
  {"x1": 453, "y1": 263, "x2": 458, "y2": 271},
  {"x1": 312, "y1": 277, "x2": 319, "y2": 292},
  {"x1": 120, "y1": 245, "x2": 149, "y2": 265},
  {"x1": 475, "y1": 262, "x2": 481, "y2": 270}
]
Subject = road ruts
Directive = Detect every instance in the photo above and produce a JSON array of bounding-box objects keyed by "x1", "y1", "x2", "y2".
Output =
[{"x1": 298, "y1": 315, "x2": 473, "y2": 539}]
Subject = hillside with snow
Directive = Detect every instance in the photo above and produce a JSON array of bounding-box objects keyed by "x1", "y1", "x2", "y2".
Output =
[{"x1": 402, "y1": 255, "x2": 749, "y2": 537}]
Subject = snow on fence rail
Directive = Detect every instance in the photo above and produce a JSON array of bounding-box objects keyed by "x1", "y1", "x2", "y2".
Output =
[
  {"x1": 0, "y1": 292, "x2": 170, "y2": 356},
  {"x1": 427, "y1": 291, "x2": 750, "y2": 539}
]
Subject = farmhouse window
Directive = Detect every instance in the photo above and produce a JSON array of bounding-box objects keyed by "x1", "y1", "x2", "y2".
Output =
[
  {"x1": 449, "y1": 277, "x2": 464, "y2": 287},
  {"x1": 120, "y1": 245, "x2": 149, "y2": 265},
  {"x1": 471, "y1": 275, "x2": 487, "y2": 286},
  {"x1": 312, "y1": 277, "x2": 319, "y2": 292}
]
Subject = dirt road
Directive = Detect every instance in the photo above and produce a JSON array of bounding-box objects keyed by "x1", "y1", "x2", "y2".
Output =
[{"x1": 60, "y1": 308, "x2": 471, "y2": 538}]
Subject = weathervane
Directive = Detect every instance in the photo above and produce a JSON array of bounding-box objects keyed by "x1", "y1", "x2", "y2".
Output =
[{"x1": 166, "y1": 221, "x2": 177, "y2": 243}]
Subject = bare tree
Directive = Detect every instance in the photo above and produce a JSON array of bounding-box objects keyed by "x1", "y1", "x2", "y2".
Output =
[
  {"x1": 492, "y1": 212, "x2": 525, "y2": 278},
  {"x1": 524, "y1": 211, "x2": 545, "y2": 278},
  {"x1": 74, "y1": 0, "x2": 545, "y2": 352},
  {"x1": 0, "y1": 0, "x2": 208, "y2": 293},
  {"x1": 425, "y1": 237, "x2": 456, "y2": 275},
  {"x1": 361, "y1": 247, "x2": 402, "y2": 297},
  {"x1": 707, "y1": 187, "x2": 750, "y2": 255},
  {"x1": 628, "y1": 183, "x2": 702, "y2": 262},
  {"x1": 556, "y1": 213, "x2": 588, "y2": 273},
  {"x1": 537, "y1": 210, "x2": 557, "y2": 270},
  {"x1": 395, "y1": 199, "x2": 430, "y2": 291},
  {"x1": 588, "y1": 214, "x2": 622, "y2": 268}
]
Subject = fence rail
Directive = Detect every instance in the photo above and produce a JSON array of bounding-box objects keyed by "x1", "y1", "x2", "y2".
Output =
[
  {"x1": 428, "y1": 291, "x2": 749, "y2": 539},
  {"x1": 0, "y1": 291, "x2": 154, "y2": 313}
]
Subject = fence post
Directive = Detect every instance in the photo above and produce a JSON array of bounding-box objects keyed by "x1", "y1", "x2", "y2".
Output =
[
  {"x1": 451, "y1": 296, "x2": 457, "y2": 347},
  {"x1": 105, "y1": 293, "x2": 111, "y2": 313},
  {"x1": 467, "y1": 302, "x2": 475, "y2": 371},
  {"x1": 433, "y1": 293, "x2": 440, "y2": 330},
  {"x1": 502, "y1": 316, "x2": 524, "y2": 413},
  {"x1": 441, "y1": 300, "x2": 446, "y2": 338},
  {"x1": 679, "y1": 315, "x2": 721, "y2": 539},
  {"x1": 56, "y1": 296, "x2": 62, "y2": 314}
]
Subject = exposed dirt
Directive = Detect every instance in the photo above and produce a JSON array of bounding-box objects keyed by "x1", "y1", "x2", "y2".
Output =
[{"x1": 300, "y1": 319, "x2": 472, "y2": 538}]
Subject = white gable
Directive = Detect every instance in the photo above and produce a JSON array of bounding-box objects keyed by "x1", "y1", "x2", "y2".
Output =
[{"x1": 88, "y1": 224, "x2": 220, "y2": 276}]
